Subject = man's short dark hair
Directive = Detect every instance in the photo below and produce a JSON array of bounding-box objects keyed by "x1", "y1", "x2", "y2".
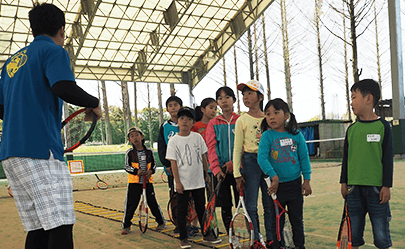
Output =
[
  {"x1": 165, "y1": 96, "x2": 183, "y2": 108},
  {"x1": 351, "y1": 79, "x2": 381, "y2": 107},
  {"x1": 29, "y1": 3, "x2": 65, "y2": 37}
]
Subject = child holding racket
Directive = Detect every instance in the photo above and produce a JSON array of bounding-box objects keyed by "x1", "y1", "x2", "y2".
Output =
[
  {"x1": 122, "y1": 127, "x2": 166, "y2": 234},
  {"x1": 257, "y1": 98, "x2": 312, "y2": 249},
  {"x1": 205, "y1": 87, "x2": 240, "y2": 234},
  {"x1": 166, "y1": 107, "x2": 222, "y2": 248},
  {"x1": 340, "y1": 79, "x2": 393, "y2": 249},
  {"x1": 233, "y1": 80, "x2": 274, "y2": 249}
]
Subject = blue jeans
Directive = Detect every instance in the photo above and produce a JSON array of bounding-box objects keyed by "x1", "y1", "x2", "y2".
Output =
[
  {"x1": 346, "y1": 185, "x2": 392, "y2": 248},
  {"x1": 240, "y1": 152, "x2": 273, "y2": 241}
]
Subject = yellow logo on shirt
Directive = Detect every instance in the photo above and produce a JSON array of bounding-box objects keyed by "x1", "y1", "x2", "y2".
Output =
[
  {"x1": 7, "y1": 50, "x2": 28, "y2": 78},
  {"x1": 271, "y1": 150, "x2": 278, "y2": 160}
]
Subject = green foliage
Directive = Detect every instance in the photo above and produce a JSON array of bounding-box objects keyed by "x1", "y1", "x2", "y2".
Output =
[{"x1": 137, "y1": 107, "x2": 170, "y2": 147}]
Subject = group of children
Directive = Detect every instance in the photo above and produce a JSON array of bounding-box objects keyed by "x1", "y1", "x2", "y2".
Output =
[{"x1": 121, "y1": 78, "x2": 394, "y2": 249}]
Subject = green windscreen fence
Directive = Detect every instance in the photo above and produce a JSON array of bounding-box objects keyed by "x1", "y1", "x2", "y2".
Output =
[{"x1": 0, "y1": 152, "x2": 163, "y2": 179}]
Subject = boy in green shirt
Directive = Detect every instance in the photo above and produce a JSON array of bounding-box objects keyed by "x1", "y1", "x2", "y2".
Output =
[{"x1": 340, "y1": 79, "x2": 393, "y2": 249}]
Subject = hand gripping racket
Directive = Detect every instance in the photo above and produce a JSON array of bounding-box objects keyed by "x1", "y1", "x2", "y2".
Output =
[
  {"x1": 265, "y1": 177, "x2": 294, "y2": 249},
  {"x1": 202, "y1": 176, "x2": 223, "y2": 237},
  {"x1": 95, "y1": 174, "x2": 108, "y2": 190},
  {"x1": 62, "y1": 108, "x2": 98, "y2": 152},
  {"x1": 139, "y1": 175, "x2": 149, "y2": 233},
  {"x1": 229, "y1": 182, "x2": 254, "y2": 249},
  {"x1": 167, "y1": 192, "x2": 197, "y2": 227},
  {"x1": 337, "y1": 198, "x2": 352, "y2": 249}
]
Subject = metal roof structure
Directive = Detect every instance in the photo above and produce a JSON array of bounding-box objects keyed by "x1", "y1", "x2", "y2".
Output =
[{"x1": 1, "y1": 0, "x2": 274, "y2": 88}]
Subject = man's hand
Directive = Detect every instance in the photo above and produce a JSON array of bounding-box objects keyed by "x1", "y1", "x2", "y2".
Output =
[
  {"x1": 380, "y1": 187, "x2": 391, "y2": 204},
  {"x1": 85, "y1": 105, "x2": 102, "y2": 121}
]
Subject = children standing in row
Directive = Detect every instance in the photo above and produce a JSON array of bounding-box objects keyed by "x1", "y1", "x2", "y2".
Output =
[
  {"x1": 257, "y1": 98, "x2": 312, "y2": 249},
  {"x1": 205, "y1": 87, "x2": 240, "y2": 234},
  {"x1": 166, "y1": 107, "x2": 221, "y2": 248},
  {"x1": 122, "y1": 127, "x2": 166, "y2": 234},
  {"x1": 233, "y1": 80, "x2": 274, "y2": 248},
  {"x1": 340, "y1": 79, "x2": 393, "y2": 249}
]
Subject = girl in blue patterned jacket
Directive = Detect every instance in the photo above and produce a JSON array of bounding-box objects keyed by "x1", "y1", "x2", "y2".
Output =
[{"x1": 257, "y1": 98, "x2": 312, "y2": 249}]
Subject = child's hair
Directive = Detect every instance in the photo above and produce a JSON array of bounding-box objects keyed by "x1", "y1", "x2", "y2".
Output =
[
  {"x1": 241, "y1": 86, "x2": 264, "y2": 111},
  {"x1": 29, "y1": 3, "x2": 65, "y2": 37},
  {"x1": 195, "y1": 98, "x2": 216, "y2": 122},
  {"x1": 215, "y1": 86, "x2": 236, "y2": 101},
  {"x1": 261, "y1": 98, "x2": 299, "y2": 135},
  {"x1": 127, "y1": 127, "x2": 146, "y2": 146},
  {"x1": 165, "y1": 96, "x2": 183, "y2": 108},
  {"x1": 350, "y1": 79, "x2": 381, "y2": 108}
]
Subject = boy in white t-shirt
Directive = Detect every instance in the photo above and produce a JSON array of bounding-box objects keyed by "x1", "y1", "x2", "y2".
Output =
[{"x1": 166, "y1": 107, "x2": 221, "y2": 248}]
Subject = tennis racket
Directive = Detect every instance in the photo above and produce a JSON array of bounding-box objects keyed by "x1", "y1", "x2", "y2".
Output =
[
  {"x1": 139, "y1": 175, "x2": 148, "y2": 233},
  {"x1": 6, "y1": 185, "x2": 13, "y2": 198},
  {"x1": 161, "y1": 170, "x2": 168, "y2": 183},
  {"x1": 95, "y1": 174, "x2": 108, "y2": 190},
  {"x1": 229, "y1": 182, "x2": 254, "y2": 249},
  {"x1": 167, "y1": 192, "x2": 197, "y2": 227},
  {"x1": 337, "y1": 198, "x2": 352, "y2": 249},
  {"x1": 62, "y1": 108, "x2": 98, "y2": 153},
  {"x1": 202, "y1": 176, "x2": 223, "y2": 237},
  {"x1": 265, "y1": 177, "x2": 294, "y2": 249}
]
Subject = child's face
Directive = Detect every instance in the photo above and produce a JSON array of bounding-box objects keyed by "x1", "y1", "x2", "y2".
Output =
[
  {"x1": 217, "y1": 90, "x2": 235, "y2": 113},
  {"x1": 265, "y1": 105, "x2": 289, "y2": 132},
  {"x1": 242, "y1": 89, "x2": 262, "y2": 109},
  {"x1": 351, "y1": 89, "x2": 370, "y2": 116},
  {"x1": 178, "y1": 115, "x2": 195, "y2": 132},
  {"x1": 128, "y1": 131, "x2": 144, "y2": 147},
  {"x1": 167, "y1": 101, "x2": 181, "y2": 119},
  {"x1": 201, "y1": 102, "x2": 217, "y2": 120}
]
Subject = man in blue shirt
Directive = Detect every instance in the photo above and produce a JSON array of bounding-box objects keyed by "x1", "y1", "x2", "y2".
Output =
[{"x1": 0, "y1": 3, "x2": 101, "y2": 249}]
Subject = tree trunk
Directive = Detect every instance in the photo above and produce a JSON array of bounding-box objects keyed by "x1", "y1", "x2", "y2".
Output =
[
  {"x1": 170, "y1": 83, "x2": 176, "y2": 96},
  {"x1": 133, "y1": 82, "x2": 138, "y2": 126},
  {"x1": 97, "y1": 81, "x2": 105, "y2": 144},
  {"x1": 343, "y1": 2, "x2": 351, "y2": 120},
  {"x1": 248, "y1": 27, "x2": 254, "y2": 80},
  {"x1": 349, "y1": 0, "x2": 359, "y2": 83},
  {"x1": 147, "y1": 83, "x2": 153, "y2": 148},
  {"x1": 157, "y1": 82, "x2": 164, "y2": 126},
  {"x1": 223, "y1": 56, "x2": 227, "y2": 86},
  {"x1": 254, "y1": 22, "x2": 259, "y2": 81},
  {"x1": 262, "y1": 15, "x2": 271, "y2": 100},
  {"x1": 315, "y1": 0, "x2": 326, "y2": 120},
  {"x1": 101, "y1": 80, "x2": 112, "y2": 144},
  {"x1": 374, "y1": 1, "x2": 382, "y2": 99},
  {"x1": 121, "y1": 81, "x2": 131, "y2": 133},
  {"x1": 281, "y1": 0, "x2": 293, "y2": 111},
  {"x1": 234, "y1": 46, "x2": 241, "y2": 113}
]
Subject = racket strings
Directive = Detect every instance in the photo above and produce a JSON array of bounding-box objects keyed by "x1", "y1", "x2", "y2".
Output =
[{"x1": 230, "y1": 214, "x2": 251, "y2": 248}]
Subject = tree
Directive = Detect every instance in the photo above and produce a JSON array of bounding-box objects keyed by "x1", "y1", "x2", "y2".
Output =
[
  {"x1": 138, "y1": 107, "x2": 168, "y2": 148},
  {"x1": 101, "y1": 80, "x2": 112, "y2": 144},
  {"x1": 280, "y1": 0, "x2": 293, "y2": 111}
]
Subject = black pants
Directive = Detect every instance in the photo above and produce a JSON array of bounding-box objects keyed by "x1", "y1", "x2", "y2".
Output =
[
  {"x1": 214, "y1": 173, "x2": 239, "y2": 233},
  {"x1": 122, "y1": 183, "x2": 165, "y2": 228},
  {"x1": 271, "y1": 177, "x2": 305, "y2": 249},
  {"x1": 25, "y1": 224, "x2": 73, "y2": 249},
  {"x1": 177, "y1": 188, "x2": 206, "y2": 240}
]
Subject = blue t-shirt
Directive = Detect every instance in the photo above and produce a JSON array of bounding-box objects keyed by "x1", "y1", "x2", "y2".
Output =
[
  {"x1": 0, "y1": 36, "x2": 75, "y2": 161},
  {"x1": 258, "y1": 129, "x2": 312, "y2": 182}
]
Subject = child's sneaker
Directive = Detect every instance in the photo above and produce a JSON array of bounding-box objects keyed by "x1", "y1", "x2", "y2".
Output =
[
  {"x1": 121, "y1": 227, "x2": 131, "y2": 235},
  {"x1": 252, "y1": 239, "x2": 266, "y2": 249},
  {"x1": 203, "y1": 233, "x2": 222, "y2": 244},
  {"x1": 179, "y1": 239, "x2": 191, "y2": 248},
  {"x1": 190, "y1": 225, "x2": 199, "y2": 233},
  {"x1": 156, "y1": 223, "x2": 166, "y2": 231}
]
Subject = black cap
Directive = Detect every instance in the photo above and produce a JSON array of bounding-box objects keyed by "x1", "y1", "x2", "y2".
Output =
[{"x1": 177, "y1": 107, "x2": 196, "y2": 120}]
